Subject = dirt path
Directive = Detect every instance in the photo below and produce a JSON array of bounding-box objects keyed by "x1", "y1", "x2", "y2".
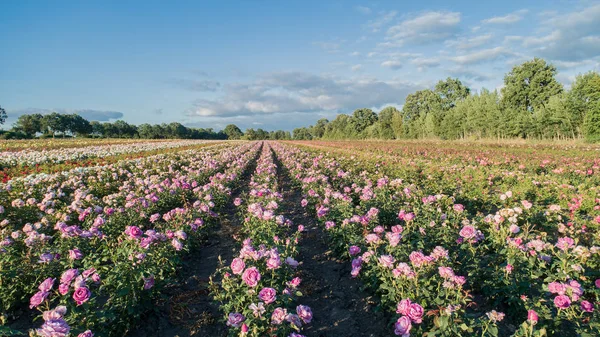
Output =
[
  {"x1": 129, "y1": 148, "x2": 260, "y2": 337},
  {"x1": 273, "y1": 150, "x2": 390, "y2": 337}
]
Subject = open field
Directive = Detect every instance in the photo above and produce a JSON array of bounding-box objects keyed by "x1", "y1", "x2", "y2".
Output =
[{"x1": 0, "y1": 140, "x2": 598, "y2": 337}]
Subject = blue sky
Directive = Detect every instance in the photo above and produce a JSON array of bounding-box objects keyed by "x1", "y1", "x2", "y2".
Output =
[{"x1": 1, "y1": 0, "x2": 599, "y2": 131}]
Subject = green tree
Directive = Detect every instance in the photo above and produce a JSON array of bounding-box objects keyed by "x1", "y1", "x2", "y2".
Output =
[
  {"x1": 402, "y1": 89, "x2": 442, "y2": 138},
  {"x1": 501, "y1": 58, "x2": 563, "y2": 113},
  {"x1": 310, "y1": 118, "x2": 329, "y2": 139},
  {"x1": 223, "y1": 124, "x2": 244, "y2": 139},
  {"x1": 378, "y1": 106, "x2": 399, "y2": 139},
  {"x1": 435, "y1": 78, "x2": 471, "y2": 111},
  {"x1": 351, "y1": 108, "x2": 378, "y2": 134},
  {"x1": 14, "y1": 113, "x2": 43, "y2": 136},
  {"x1": 568, "y1": 72, "x2": 600, "y2": 139},
  {"x1": 0, "y1": 106, "x2": 6, "y2": 125}
]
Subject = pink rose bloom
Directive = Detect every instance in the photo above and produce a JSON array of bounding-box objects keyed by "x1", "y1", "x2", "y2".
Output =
[
  {"x1": 581, "y1": 301, "x2": 594, "y2": 313},
  {"x1": 242, "y1": 267, "x2": 261, "y2": 287},
  {"x1": 78, "y1": 330, "x2": 94, "y2": 337},
  {"x1": 287, "y1": 277, "x2": 302, "y2": 288},
  {"x1": 271, "y1": 307, "x2": 287, "y2": 325},
  {"x1": 408, "y1": 303, "x2": 424, "y2": 323},
  {"x1": 378, "y1": 255, "x2": 395, "y2": 269},
  {"x1": 396, "y1": 299, "x2": 412, "y2": 315},
  {"x1": 68, "y1": 249, "x2": 83, "y2": 260},
  {"x1": 596, "y1": 279, "x2": 600, "y2": 288},
  {"x1": 438, "y1": 267, "x2": 455, "y2": 279},
  {"x1": 505, "y1": 264, "x2": 513, "y2": 274},
  {"x1": 349, "y1": 245, "x2": 361, "y2": 256},
  {"x1": 258, "y1": 287, "x2": 277, "y2": 304},
  {"x1": 230, "y1": 258, "x2": 245, "y2": 275},
  {"x1": 386, "y1": 232, "x2": 401, "y2": 247},
  {"x1": 296, "y1": 305, "x2": 312, "y2": 324},
  {"x1": 394, "y1": 316, "x2": 412, "y2": 336},
  {"x1": 124, "y1": 226, "x2": 143, "y2": 238},
  {"x1": 39, "y1": 278, "x2": 55, "y2": 292},
  {"x1": 226, "y1": 312, "x2": 245, "y2": 328},
  {"x1": 527, "y1": 310, "x2": 538, "y2": 324},
  {"x1": 548, "y1": 282, "x2": 566, "y2": 295},
  {"x1": 554, "y1": 295, "x2": 571, "y2": 309},
  {"x1": 266, "y1": 256, "x2": 282, "y2": 270},
  {"x1": 58, "y1": 283, "x2": 70, "y2": 295},
  {"x1": 555, "y1": 237, "x2": 575, "y2": 251},
  {"x1": 459, "y1": 225, "x2": 476, "y2": 239},
  {"x1": 30, "y1": 291, "x2": 49, "y2": 309},
  {"x1": 73, "y1": 286, "x2": 91, "y2": 306},
  {"x1": 453, "y1": 204, "x2": 464, "y2": 212},
  {"x1": 285, "y1": 257, "x2": 299, "y2": 268}
]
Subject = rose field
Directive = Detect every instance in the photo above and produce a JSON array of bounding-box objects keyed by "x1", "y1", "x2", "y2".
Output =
[{"x1": 0, "y1": 139, "x2": 599, "y2": 337}]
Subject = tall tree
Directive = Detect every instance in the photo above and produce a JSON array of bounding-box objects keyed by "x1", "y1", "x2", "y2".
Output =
[
  {"x1": 501, "y1": 58, "x2": 563, "y2": 113},
  {"x1": 378, "y1": 106, "x2": 400, "y2": 139},
  {"x1": 14, "y1": 113, "x2": 43, "y2": 136},
  {"x1": 0, "y1": 106, "x2": 6, "y2": 125},
  {"x1": 568, "y1": 71, "x2": 600, "y2": 139},
  {"x1": 223, "y1": 124, "x2": 244, "y2": 139},
  {"x1": 435, "y1": 78, "x2": 471, "y2": 111},
  {"x1": 402, "y1": 89, "x2": 442, "y2": 138},
  {"x1": 351, "y1": 108, "x2": 378, "y2": 134}
]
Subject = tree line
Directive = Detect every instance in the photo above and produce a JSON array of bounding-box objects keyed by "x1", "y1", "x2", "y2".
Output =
[
  {"x1": 0, "y1": 112, "x2": 293, "y2": 141},
  {"x1": 1, "y1": 57, "x2": 598, "y2": 142},
  {"x1": 294, "y1": 58, "x2": 600, "y2": 142}
]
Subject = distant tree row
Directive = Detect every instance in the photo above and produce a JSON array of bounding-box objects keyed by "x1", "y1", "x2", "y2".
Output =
[
  {"x1": 295, "y1": 58, "x2": 600, "y2": 142},
  {"x1": 0, "y1": 110, "x2": 292, "y2": 141}
]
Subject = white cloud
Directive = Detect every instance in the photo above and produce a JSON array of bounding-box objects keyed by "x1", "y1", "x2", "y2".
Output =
[
  {"x1": 381, "y1": 60, "x2": 403, "y2": 69},
  {"x1": 386, "y1": 11, "x2": 461, "y2": 46},
  {"x1": 450, "y1": 47, "x2": 513, "y2": 65},
  {"x1": 350, "y1": 51, "x2": 361, "y2": 56},
  {"x1": 351, "y1": 64, "x2": 363, "y2": 72},
  {"x1": 186, "y1": 72, "x2": 420, "y2": 117},
  {"x1": 355, "y1": 6, "x2": 371, "y2": 15},
  {"x1": 446, "y1": 34, "x2": 493, "y2": 50},
  {"x1": 365, "y1": 11, "x2": 397, "y2": 32},
  {"x1": 482, "y1": 9, "x2": 528, "y2": 24},
  {"x1": 521, "y1": 4, "x2": 600, "y2": 61},
  {"x1": 447, "y1": 67, "x2": 494, "y2": 82},
  {"x1": 167, "y1": 78, "x2": 221, "y2": 92},
  {"x1": 411, "y1": 57, "x2": 441, "y2": 71}
]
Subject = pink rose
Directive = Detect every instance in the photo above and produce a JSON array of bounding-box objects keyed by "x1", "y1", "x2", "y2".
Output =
[
  {"x1": 68, "y1": 249, "x2": 83, "y2": 260},
  {"x1": 242, "y1": 267, "x2": 261, "y2": 287},
  {"x1": 581, "y1": 301, "x2": 594, "y2": 313},
  {"x1": 258, "y1": 287, "x2": 277, "y2": 304},
  {"x1": 78, "y1": 330, "x2": 94, "y2": 337},
  {"x1": 596, "y1": 279, "x2": 600, "y2": 288},
  {"x1": 548, "y1": 282, "x2": 566, "y2": 295},
  {"x1": 38, "y1": 278, "x2": 55, "y2": 292},
  {"x1": 59, "y1": 283, "x2": 70, "y2": 295},
  {"x1": 408, "y1": 302, "x2": 424, "y2": 323},
  {"x1": 296, "y1": 305, "x2": 312, "y2": 324},
  {"x1": 226, "y1": 312, "x2": 245, "y2": 328},
  {"x1": 73, "y1": 286, "x2": 91, "y2": 306},
  {"x1": 554, "y1": 295, "x2": 571, "y2": 309},
  {"x1": 394, "y1": 316, "x2": 412, "y2": 336},
  {"x1": 30, "y1": 291, "x2": 49, "y2": 309},
  {"x1": 349, "y1": 246, "x2": 361, "y2": 256},
  {"x1": 527, "y1": 310, "x2": 538, "y2": 324},
  {"x1": 396, "y1": 299, "x2": 412, "y2": 316},
  {"x1": 230, "y1": 258, "x2": 245, "y2": 275},
  {"x1": 459, "y1": 225, "x2": 476, "y2": 239},
  {"x1": 271, "y1": 307, "x2": 287, "y2": 325},
  {"x1": 124, "y1": 226, "x2": 143, "y2": 238},
  {"x1": 287, "y1": 277, "x2": 302, "y2": 288}
]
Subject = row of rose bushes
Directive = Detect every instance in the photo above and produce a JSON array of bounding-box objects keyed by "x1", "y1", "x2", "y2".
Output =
[
  {"x1": 0, "y1": 142, "x2": 261, "y2": 336},
  {"x1": 211, "y1": 143, "x2": 312, "y2": 337},
  {"x1": 0, "y1": 138, "x2": 157, "y2": 152},
  {"x1": 0, "y1": 140, "x2": 216, "y2": 168},
  {"x1": 272, "y1": 142, "x2": 599, "y2": 336}
]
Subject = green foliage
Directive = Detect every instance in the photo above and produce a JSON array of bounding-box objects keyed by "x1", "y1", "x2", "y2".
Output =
[
  {"x1": 0, "y1": 105, "x2": 7, "y2": 125},
  {"x1": 223, "y1": 124, "x2": 244, "y2": 139},
  {"x1": 501, "y1": 58, "x2": 563, "y2": 113}
]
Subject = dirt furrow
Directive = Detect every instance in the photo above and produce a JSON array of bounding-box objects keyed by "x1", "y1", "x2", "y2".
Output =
[
  {"x1": 129, "y1": 146, "x2": 260, "y2": 337},
  {"x1": 273, "y1": 149, "x2": 390, "y2": 337}
]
